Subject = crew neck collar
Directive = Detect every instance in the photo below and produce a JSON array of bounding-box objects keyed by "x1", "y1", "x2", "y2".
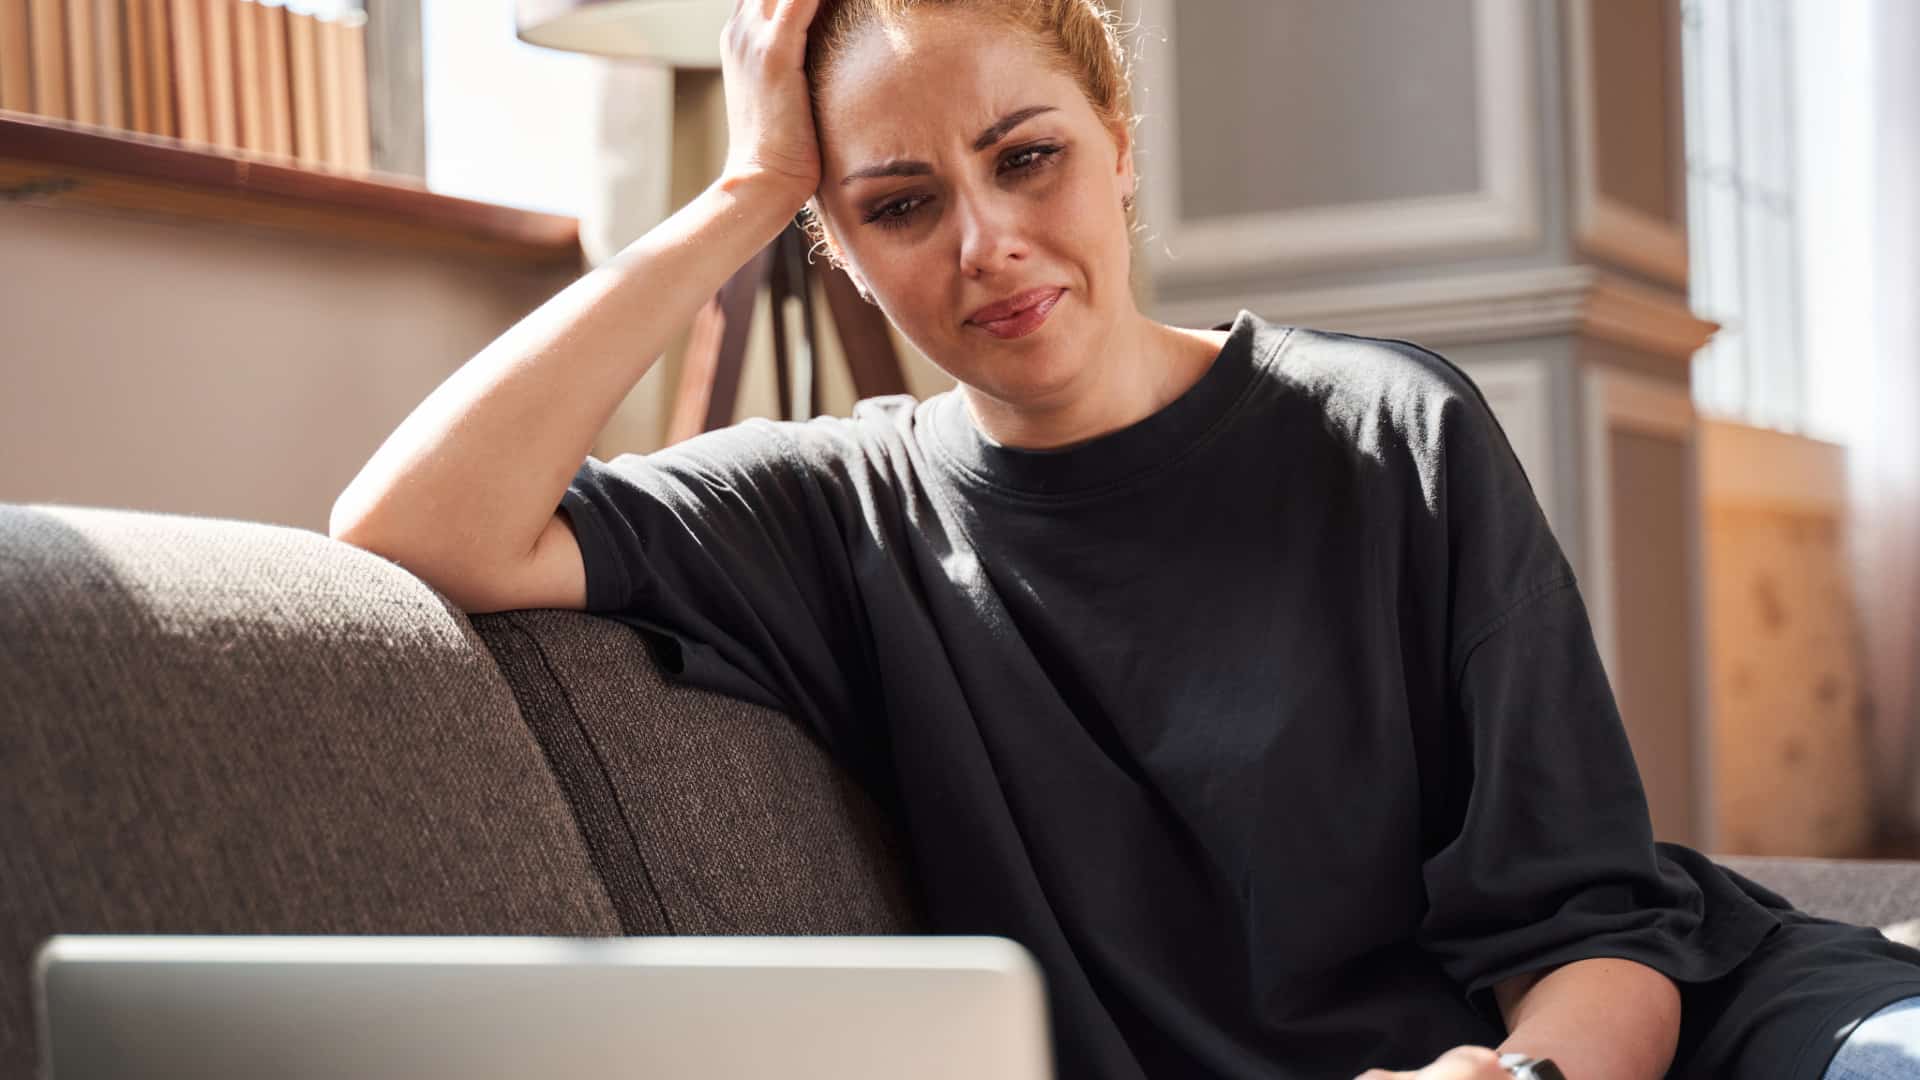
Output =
[{"x1": 926, "y1": 309, "x2": 1271, "y2": 499}]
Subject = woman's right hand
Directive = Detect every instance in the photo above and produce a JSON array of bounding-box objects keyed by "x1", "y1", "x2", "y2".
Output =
[{"x1": 719, "y1": 0, "x2": 824, "y2": 205}]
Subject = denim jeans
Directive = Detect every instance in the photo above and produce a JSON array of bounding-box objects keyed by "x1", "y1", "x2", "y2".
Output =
[{"x1": 1822, "y1": 996, "x2": 1920, "y2": 1079}]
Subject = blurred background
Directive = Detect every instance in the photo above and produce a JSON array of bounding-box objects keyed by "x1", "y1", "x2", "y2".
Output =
[{"x1": 1, "y1": 0, "x2": 1915, "y2": 860}]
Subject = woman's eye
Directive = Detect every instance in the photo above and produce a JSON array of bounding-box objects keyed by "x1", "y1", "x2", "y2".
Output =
[
  {"x1": 861, "y1": 144, "x2": 1064, "y2": 230},
  {"x1": 1002, "y1": 144, "x2": 1062, "y2": 173},
  {"x1": 866, "y1": 196, "x2": 928, "y2": 229}
]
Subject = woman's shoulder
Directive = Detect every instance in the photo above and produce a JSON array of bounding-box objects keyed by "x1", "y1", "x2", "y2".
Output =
[
  {"x1": 620, "y1": 397, "x2": 931, "y2": 509},
  {"x1": 1258, "y1": 322, "x2": 1498, "y2": 427},
  {"x1": 1238, "y1": 321, "x2": 1519, "y2": 488},
  {"x1": 644, "y1": 395, "x2": 918, "y2": 466},
  {"x1": 1252, "y1": 320, "x2": 1559, "y2": 553}
]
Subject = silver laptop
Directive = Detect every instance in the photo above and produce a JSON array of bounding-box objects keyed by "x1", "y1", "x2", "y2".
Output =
[{"x1": 34, "y1": 934, "x2": 1054, "y2": 1079}]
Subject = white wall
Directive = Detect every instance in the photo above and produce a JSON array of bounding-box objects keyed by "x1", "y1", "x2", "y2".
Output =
[
  {"x1": 0, "y1": 203, "x2": 575, "y2": 534},
  {"x1": 420, "y1": 0, "x2": 598, "y2": 217}
]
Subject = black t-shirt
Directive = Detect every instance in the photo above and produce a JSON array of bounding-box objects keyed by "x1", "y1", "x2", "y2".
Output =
[{"x1": 558, "y1": 311, "x2": 1920, "y2": 1078}]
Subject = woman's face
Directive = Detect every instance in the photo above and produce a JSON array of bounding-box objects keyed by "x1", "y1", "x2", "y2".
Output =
[{"x1": 811, "y1": 10, "x2": 1137, "y2": 409}]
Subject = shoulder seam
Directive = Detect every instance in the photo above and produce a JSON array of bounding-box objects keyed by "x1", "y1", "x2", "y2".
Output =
[
  {"x1": 1307, "y1": 328, "x2": 1550, "y2": 510},
  {"x1": 1450, "y1": 574, "x2": 1578, "y2": 684}
]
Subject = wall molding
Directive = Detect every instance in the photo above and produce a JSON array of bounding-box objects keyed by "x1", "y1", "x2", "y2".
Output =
[
  {"x1": 1579, "y1": 363, "x2": 1709, "y2": 846},
  {"x1": 1154, "y1": 265, "x2": 1719, "y2": 359},
  {"x1": 1564, "y1": 0, "x2": 1690, "y2": 288},
  {"x1": 1580, "y1": 366, "x2": 1696, "y2": 687},
  {"x1": 1130, "y1": 0, "x2": 1542, "y2": 284}
]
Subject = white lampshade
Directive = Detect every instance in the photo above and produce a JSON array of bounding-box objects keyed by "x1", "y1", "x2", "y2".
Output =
[{"x1": 515, "y1": 0, "x2": 732, "y2": 68}]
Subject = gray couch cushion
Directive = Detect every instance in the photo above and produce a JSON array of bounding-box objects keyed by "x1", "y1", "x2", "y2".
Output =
[
  {"x1": 1715, "y1": 854, "x2": 1920, "y2": 931},
  {"x1": 473, "y1": 608, "x2": 924, "y2": 937},
  {"x1": 0, "y1": 505, "x2": 621, "y2": 1077}
]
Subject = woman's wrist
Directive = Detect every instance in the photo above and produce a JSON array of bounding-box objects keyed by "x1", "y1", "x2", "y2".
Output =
[{"x1": 714, "y1": 168, "x2": 815, "y2": 222}]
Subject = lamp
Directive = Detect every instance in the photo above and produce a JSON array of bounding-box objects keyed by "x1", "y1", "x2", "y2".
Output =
[
  {"x1": 514, "y1": 0, "x2": 908, "y2": 442},
  {"x1": 515, "y1": 0, "x2": 730, "y2": 68}
]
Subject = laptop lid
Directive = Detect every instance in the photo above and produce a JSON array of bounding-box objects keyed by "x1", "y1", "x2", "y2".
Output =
[{"x1": 35, "y1": 934, "x2": 1054, "y2": 1079}]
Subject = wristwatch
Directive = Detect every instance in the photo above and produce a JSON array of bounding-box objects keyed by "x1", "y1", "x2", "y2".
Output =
[{"x1": 1498, "y1": 1053, "x2": 1568, "y2": 1079}]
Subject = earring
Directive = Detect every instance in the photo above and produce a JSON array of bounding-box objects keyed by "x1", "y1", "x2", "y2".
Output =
[{"x1": 1122, "y1": 191, "x2": 1136, "y2": 212}]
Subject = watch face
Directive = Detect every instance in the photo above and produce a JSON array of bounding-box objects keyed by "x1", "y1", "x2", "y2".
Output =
[{"x1": 1500, "y1": 1056, "x2": 1568, "y2": 1080}]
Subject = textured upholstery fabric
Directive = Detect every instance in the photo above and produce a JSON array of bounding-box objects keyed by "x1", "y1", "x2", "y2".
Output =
[
  {"x1": 0, "y1": 505, "x2": 620, "y2": 1077},
  {"x1": 471, "y1": 608, "x2": 923, "y2": 937},
  {"x1": 1716, "y1": 855, "x2": 1920, "y2": 931}
]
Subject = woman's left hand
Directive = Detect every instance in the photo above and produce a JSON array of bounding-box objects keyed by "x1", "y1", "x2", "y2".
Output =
[{"x1": 1354, "y1": 1045, "x2": 1512, "y2": 1080}]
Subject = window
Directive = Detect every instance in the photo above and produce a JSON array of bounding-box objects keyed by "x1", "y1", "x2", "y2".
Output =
[
  {"x1": 1681, "y1": 0, "x2": 1804, "y2": 432},
  {"x1": 1682, "y1": 0, "x2": 1878, "y2": 443}
]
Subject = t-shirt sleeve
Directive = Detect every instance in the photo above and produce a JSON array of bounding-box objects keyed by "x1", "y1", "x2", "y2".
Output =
[
  {"x1": 555, "y1": 418, "x2": 874, "y2": 756},
  {"x1": 1410, "y1": 360, "x2": 1780, "y2": 1028}
]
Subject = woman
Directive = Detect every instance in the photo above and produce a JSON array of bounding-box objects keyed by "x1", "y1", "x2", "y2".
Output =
[{"x1": 331, "y1": 1, "x2": 1920, "y2": 1076}]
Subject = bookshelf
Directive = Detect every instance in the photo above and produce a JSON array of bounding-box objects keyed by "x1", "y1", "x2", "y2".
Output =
[{"x1": 0, "y1": 109, "x2": 580, "y2": 266}]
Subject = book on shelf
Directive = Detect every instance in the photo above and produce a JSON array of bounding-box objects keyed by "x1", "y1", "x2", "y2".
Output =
[
  {"x1": 232, "y1": 0, "x2": 263, "y2": 152},
  {"x1": 337, "y1": 8, "x2": 366, "y2": 173},
  {"x1": 316, "y1": 9, "x2": 366, "y2": 171},
  {"x1": 256, "y1": 0, "x2": 291, "y2": 157},
  {"x1": 123, "y1": 0, "x2": 153, "y2": 133},
  {"x1": 167, "y1": 0, "x2": 207, "y2": 143},
  {"x1": 202, "y1": 0, "x2": 237, "y2": 149},
  {"x1": 26, "y1": 0, "x2": 66, "y2": 119},
  {"x1": 141, "y1": 0, "x2": 175, "y2": 136},
  {"x1": 62, "y1": 0, "x2": 97, "y2": 123},
  {"x1": 89, "y1": 0, "x2": 124, "y2": 130},
  {"x1": 0, "y1": 0, "x2": 32, "y2": 113},
  {"x1": 0, "y1": 0, "x2": 371, "y2": 174},
  {"x1": 283, "y1": 4, "x2": 318, "y2": 165},
  {"x1": 313, "y1": 4, "x2": 338, "y2": 166}
]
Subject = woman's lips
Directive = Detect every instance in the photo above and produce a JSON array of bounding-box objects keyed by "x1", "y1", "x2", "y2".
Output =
[{"x1": 968, "y1": 288, "x2": 1065, "y2": 340}]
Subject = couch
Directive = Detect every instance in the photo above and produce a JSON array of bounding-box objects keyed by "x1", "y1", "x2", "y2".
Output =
[{"x1": 4, "y1": 502, "x2": 1918, "y2": 1076}]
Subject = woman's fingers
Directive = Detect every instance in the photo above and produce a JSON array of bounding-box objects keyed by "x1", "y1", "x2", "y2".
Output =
[
  {"x1": 717, "y1": 0, "x2": 825, "y2": 194},
  {"x1": 1352, "y1": 1046, "x2": 1511, "y2": 1080},
  {"x1": 773, "y1": 0, "x2": 821, "y2": 25}
]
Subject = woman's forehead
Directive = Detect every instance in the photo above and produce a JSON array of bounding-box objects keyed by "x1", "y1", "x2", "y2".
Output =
[
  {"x1": 818, "y1": 11, "x2": 1062, "y2": 110},
  {"x1": 816, "y1": 19, "x2": 1079, "y2": 161}
]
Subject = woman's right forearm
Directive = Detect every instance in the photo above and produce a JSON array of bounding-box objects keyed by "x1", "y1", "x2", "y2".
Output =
[{"x1": 329, "y1": 172, "x2": 805, "y2": 576}]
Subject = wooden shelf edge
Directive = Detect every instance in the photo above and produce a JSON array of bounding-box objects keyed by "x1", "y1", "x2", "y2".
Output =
[{"x1": 0, "y1": 111, "x2": 582, "y2": 268}]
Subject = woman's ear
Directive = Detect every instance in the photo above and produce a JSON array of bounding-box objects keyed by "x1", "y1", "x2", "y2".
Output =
[
  {"x1": 824, "y1": 238, "x2": 872, "y2": 301},
  {"x1": 817, "y1": 232, "x2": 873, "y2": 302},
  {"x1": 803, "y1": 199, "x2": 876, "y2": 303},
  {"x1": 805, "y1": 201, "x2": 851, "y2": 267}
]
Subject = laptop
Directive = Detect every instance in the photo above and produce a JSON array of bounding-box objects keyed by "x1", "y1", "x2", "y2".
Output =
[{"x1": 34, "y1": 934, "x2": 1055, "y2": 1079}]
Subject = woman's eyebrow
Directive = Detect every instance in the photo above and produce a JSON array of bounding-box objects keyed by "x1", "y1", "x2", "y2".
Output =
[{"x1": 839, "y1": 105, "x2": 1060, "y2": 185}]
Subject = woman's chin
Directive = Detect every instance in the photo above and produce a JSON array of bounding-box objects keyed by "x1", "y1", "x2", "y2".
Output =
[
  {"x1": 963, "y1": 355, "x2": 1097, "y2": 412},
  {"x1": 933, "y1": 314, "x2": 1099, "y2": 405}
]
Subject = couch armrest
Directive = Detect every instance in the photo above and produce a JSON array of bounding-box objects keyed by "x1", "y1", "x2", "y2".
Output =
[
  {"x1": 0, "y1": 504, "x2": 621, "y2": 1077},
  {"x1": 1713, "y1": 854, "x2": 1920, "y2": 930}
]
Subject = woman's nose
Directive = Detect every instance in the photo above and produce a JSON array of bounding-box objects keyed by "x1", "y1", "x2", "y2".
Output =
[{"x1": 957, "y1": 194, "x2": 1030, "y2": 278}]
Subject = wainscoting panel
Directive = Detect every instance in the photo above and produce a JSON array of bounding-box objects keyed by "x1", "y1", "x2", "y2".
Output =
[
  {"x1": 1130, "y1": 0, "x2": 1542, "y2": 283},
  {"x1": 1581, "y1": 367, "x2": 1702, "y2": 844},
  {"x1": 1565, "y1": 0, "x2": 1690, "y2": 286}
]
